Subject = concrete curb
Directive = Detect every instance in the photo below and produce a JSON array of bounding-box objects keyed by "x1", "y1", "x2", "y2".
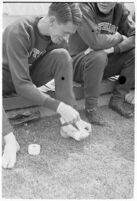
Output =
[{"x1": 6, "y1": 93, "x2": 112, "y2": 119}]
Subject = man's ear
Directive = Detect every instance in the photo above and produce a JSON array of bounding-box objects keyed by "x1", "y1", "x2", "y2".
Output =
[{"x1": 49, "y1": 16, "x2": 56, "y2": 26}]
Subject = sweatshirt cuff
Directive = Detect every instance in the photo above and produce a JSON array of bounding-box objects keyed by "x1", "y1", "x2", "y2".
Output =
[
  {"x1": 114, "y1": 45, "x2": 120, "y2": 54},
  {"x1": 43, "y1": 97, "x2": 60, "y2": 111}
]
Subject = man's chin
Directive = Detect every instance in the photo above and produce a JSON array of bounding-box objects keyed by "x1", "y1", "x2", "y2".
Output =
[
  {"x1": 55, "y1": 41, "x2": 62, "y2": 44},
  {"x1": 54, "y1": 41, "x2": 60, "y2": 44},
  {"x1": 99, "y1": 8, "x2": 111, "y2": 14},
  {"x1": 52, "y1": 38, "x2": 62, "y2": 44}
]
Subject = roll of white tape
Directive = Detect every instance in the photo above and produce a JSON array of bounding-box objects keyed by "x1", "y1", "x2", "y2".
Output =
[{"x1": 28, "y1": 144, "x2": 40, "y2": 155}]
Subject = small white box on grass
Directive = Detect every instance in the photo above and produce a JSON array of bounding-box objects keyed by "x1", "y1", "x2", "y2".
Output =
[{"x1": 28, "y1": 144, "x2": 41, "y2": 155}]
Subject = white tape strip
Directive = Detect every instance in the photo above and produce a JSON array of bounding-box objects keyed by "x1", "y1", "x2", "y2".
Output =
[{"x1": 28, "y1": 144, "x2": 40, "y2": 155}]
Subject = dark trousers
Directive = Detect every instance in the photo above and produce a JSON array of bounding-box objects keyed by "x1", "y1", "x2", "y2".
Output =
[
  {"x1": 73, "y1": 49, "x2": 135, "y2": 109},
  {"x1": 3, "y1": 48, "x2": 77, "y2": 107}
]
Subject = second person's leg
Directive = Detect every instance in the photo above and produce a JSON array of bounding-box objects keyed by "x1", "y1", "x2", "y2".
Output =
[
  {"x1": 103, "y1": 49, "x2": 135, "y2": 118},
  {"x1": 73, "y1": 50, "x2": 108, "y2": 125}
]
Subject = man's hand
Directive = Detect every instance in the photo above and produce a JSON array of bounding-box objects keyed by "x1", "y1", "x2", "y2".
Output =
[
  {"x1": 103, "y1": 47, "x2": 114, "y2": 54},
  {"x1": 125, "y1": 90, "x2": 134, "y2": 104},
  {"x1": 103, "y1": 35, "x2": 127, "y2": 55},
  {"x1": 57, "y1": 102, "x2": 80, "y2": 124},
  {"x1": 84, "y1": 48, "x2": 93, "y2": 55},
  {"x1": 122, "y1": 35, "x2": 128, "y2": 40},
  {"x1": 85, "y1": 47, "x2": 114, "y2": 55}
]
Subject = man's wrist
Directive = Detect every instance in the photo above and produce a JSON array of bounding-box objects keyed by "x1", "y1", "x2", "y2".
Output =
[
  {"x1": 114, "y1": 45, "x2": 120, "y2": 54},
  {"x1": 104, "y1": 47, "x2": 114, "y2": 54},
  {"x1": 110, "y1": 47, "x2": 114, "y2": 53},
  {"x1": 43, "y1": 97, "x2": 60, "y2": 112},
  {"x1": 4, "y1": 132, "x2": 16, "y2": 143}
]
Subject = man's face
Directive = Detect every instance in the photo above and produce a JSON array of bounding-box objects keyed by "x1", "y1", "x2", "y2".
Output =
[
  {"x1": 97, "y1": 2, "x2": 116, "y2": 14},
  {"x1": 49, "y1": 18, "x2": 77, "y2": 44}
]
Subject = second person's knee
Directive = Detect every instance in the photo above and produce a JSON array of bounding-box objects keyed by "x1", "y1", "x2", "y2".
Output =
[
  {"x1": 95, "y1": 51, "x2": 108, "y2": 69},
  {"x1": 86, "y1": 51, "x2": 108, "y2": 71},
  {"x1": 51, "y1": 48, "x2": 72, "y2": 65}
]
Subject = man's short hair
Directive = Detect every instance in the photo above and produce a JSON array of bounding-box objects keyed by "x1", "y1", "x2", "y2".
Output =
[{"x1": 48, "y1": 3, "x2": 82, "y2": 26}]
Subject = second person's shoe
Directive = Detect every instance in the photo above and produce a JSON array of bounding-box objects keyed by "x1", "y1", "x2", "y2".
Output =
[{"x1": 85, "y1": 108, "x2": 106, "y2": 126}]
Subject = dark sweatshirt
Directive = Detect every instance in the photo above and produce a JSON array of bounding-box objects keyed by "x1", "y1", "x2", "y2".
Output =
[
  {"x1": 3, "y1": 16, "x2": 64, "y2": 111},
  {"x1": 69, "y1": 3, "x2": 135, "y2": 56}
]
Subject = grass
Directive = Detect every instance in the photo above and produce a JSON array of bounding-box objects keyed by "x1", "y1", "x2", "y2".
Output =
[{"x1": 2, "y1": 106, "x2": 134, "y2": 199}]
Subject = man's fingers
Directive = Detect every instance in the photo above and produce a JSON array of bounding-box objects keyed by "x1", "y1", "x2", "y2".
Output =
[
  {"x1": 85, "y1": 123, "x2": 92, "y2": 132},
  {"x1": 125, "y1": 91, "x2": 134, "y2": 104},
  {"x1": 2, "y1": 157, "x2": 9, "y2": 169}
]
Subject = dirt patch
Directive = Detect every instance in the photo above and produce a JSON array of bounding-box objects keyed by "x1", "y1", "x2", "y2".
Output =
[{"x1": 2, "y1": 106, "x2": 134, "y2": 199}]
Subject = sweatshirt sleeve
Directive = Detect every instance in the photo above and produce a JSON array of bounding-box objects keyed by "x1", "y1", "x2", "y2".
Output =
[
  {"x1": 5, "y1": 24, "x2": 60, "y2": 111},
  {"x1": 2, "y1": 108, "x2": 13, "y2": 136},
  {"x1": 115, "y1": 4, "x2": 135, "y2": 53},
  {"x1": 77, "y1": 4, "x2": 123, "y2": 50}
]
